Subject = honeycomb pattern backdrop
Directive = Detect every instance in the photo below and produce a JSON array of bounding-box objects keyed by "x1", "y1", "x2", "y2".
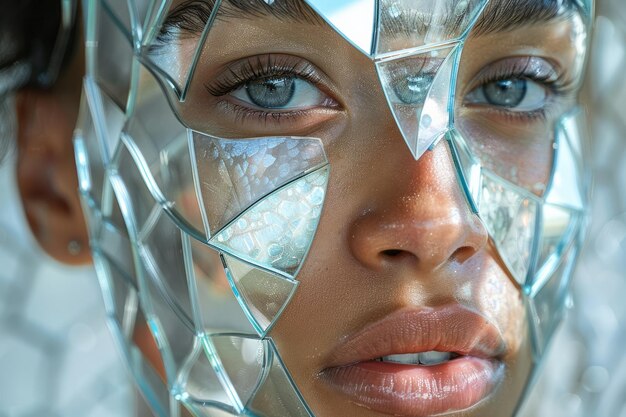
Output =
[{"x1": 0, "y1": 1, "x2": 624, "y2": 416}]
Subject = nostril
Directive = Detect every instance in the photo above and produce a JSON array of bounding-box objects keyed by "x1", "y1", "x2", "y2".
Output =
[{"x1": 381, "y1": 249, "x2": 403, "y2": 257}]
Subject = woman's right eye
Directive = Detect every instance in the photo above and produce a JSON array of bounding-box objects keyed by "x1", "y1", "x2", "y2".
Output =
[
  {"x1": 230, "y1": 75, "x2": 328, "y2": 110},
  {"x1": 391, "y1": 73, "x2": 435, "y2": 105}
]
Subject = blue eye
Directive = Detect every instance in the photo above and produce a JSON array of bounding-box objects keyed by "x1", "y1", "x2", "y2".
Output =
[
  {"x1": 231, "y1": 75, "x2": 327, "y2": 110},
  {"x1": 466, "y1": 78, "x2": 548, "y2": 112}
]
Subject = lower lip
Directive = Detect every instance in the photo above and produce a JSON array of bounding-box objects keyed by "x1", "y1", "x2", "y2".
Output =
[{"x1": 321, "y1": 357, "x2": 503, "y2": 416}]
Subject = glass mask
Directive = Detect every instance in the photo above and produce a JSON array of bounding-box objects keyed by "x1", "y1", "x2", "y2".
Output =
[{"x1": 75, "y1": 0, "x2": 593, "y2": 416}]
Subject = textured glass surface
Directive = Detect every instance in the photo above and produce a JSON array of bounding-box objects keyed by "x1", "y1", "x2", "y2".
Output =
[
  {"x1": 478, "y1": 172, "x2": 538, "y2": 286},
  {"x1": 192, "y1": 134, "x2": 328, "y2": 237},
  {"x1": 210, "y1": 166, "x2": 329, "y2": 278},
  {"x1": 303, "y1": 0, "x2": 376, "y2": 55},
  {"x1": 376, "y1": 45, "x2": 458, "y2": 160},
  {"x1": 374, "y1": 0, "x2": 488, "y2": 56},
  {"x1": 222, "y1": 254, "x2": 298, "y2": 334}
]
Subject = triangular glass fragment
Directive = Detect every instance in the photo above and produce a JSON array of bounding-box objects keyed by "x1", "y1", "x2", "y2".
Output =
[
  {"x1": 376, "y1": 45, "x2": 458, "y2": 160},
  {"x1": 209, "y1": 166, "x2": 329, "y2": 278},
  {"x1": 535, "y1": 204, "x2": 574, "y2": 282},
  {"x1": 245, "y1": 340, "x2": 313, "y2": 417},
  {"x1": 222, "y1": 254, "x2": 298, "y2": 335},
  {"x1": 447, "y1": 129, "x2": 480, "y2": 213},
  {"x1": 303, "y1": 0, "x2": 376, "y2": 55},
  {"x1": 192, "y1": 133, "x2": 328, "y2": 237},
  {"x1": 545, "y1": 115, "x2": 585, "y2": 210},
  {"x1": 176, "y1": 339, "x2": 237, "y2": 415},
  {"x1": 375, "y1": 0, "x2": 488, "y2": 57},
  {"x1": 140, "y1": 0, "x2": 220, "y2": 98},
  {"x1": 528, "y1": 244, "x2": 578, "y2": 357},
  {"x1": 478, "y1": 172, "x2": 537, "y2": 286},
  {"x1": 208, "y1": 334, "x2": 266, "y2": 412}
]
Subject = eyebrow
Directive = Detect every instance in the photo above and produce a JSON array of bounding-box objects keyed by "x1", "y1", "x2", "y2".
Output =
[{"x1": 158, "y1": 0, "x2": 577, "y2": 44}]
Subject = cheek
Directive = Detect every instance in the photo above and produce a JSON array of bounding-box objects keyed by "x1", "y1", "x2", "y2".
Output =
[{"x1": 459, "y1": 249, "x2": 527, "y2": 355}]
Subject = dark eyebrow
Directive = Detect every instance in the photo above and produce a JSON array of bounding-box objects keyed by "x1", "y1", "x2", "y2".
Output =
[
  {"x1": 157, "y1": 0, "x2": 322, "y2": 43},
  {"x1": 158, "y1": 0, "x2": 578, "y2": 45}
]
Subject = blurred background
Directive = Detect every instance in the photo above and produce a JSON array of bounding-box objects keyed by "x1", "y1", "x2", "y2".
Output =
[{"x1": 0, "y1": 0, "x2": 625, "y2": 416}]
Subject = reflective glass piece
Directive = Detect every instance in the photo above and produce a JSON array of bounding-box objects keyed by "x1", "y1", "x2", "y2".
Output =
[
  {"x1": 192, "y1": 134, "x2": 328, "y2": 237},
  {"x1": 122, "y1": 65, "x2": 208, "y2": 240},
  {"x1": 545, "y1": 111, "x2": 586, "y2": 210},
  {"x1": 375, "y1": 0, "x2": 489, "y2": 56},
  {"x1": 245, "y1": 340, "x2": 313, "y2": 417},
  {"x1": 528, "y1": 244, "x2": 579, "y2": 358},
  {"x1": 85, "y1": 0, "x2": 134, "y2": 108},
  {"x1": 478, "y1": 172, "x2": 538, "y2": 286},
  {"x1": 140, "y1": 0, "x2": 220, "y2": 99},
  {"x1": 303, "y1": 0, "x2": 376, "y2": 55},
  {"x1": 377, "y1": 45, "x2": 458, "y2": 160},
  {"x1": 222, "y1": 254, "x2": 298, "y2": 334},
  {"x1": 176, "y1": 340, "x2": 236, "y2": 415},
  {"x1": 74, "y1": 82, "x2": 106, "y2": 207},
  {"x1": 210, "y1": 166, "x2": 329, "y2": 277}
]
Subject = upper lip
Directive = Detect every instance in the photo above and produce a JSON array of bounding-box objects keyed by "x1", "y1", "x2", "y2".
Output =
[{"x1": 324, "y1": 304, "x2": 506, "y2": 369}]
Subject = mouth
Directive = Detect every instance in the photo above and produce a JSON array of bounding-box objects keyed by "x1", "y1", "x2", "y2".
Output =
[{"x1": 319, "y1": 304, "x2": 506, "y2": 416}]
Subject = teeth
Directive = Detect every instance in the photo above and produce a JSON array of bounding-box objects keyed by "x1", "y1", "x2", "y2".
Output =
[
  {"x1": 380, "y1": 351, "x2": 452, "y2": 366},
  {"x1": 382, "y1": 353, "x2": 421, "y2": 365},
  {"x1": 419, "y1": 351, "x2": 452, "y2": 365}
]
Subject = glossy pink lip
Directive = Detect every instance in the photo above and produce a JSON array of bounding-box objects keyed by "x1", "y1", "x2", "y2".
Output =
[{"x1": 320, "y1": 305, "x2": 506, "y2": 416}]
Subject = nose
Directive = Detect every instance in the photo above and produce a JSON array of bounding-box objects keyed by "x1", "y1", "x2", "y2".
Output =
[{"x1": 348, "y1": 139, "x2": 488, "y2": 273}]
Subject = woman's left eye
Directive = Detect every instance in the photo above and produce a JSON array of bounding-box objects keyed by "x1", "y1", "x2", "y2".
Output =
[
  {"x1": 230, "y1": 75, "x2": 328, "y2": 110},
  {"x1": 465, "y1": 78, "x2": 548, "y2": 112}
]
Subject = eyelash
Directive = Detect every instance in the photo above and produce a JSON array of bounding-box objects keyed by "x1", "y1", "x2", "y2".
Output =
[
  {"x1": 205, "y1": 55, "x2": 331, "y2": 123},
  {"x1": 471, "y1": 59, "x2": 575, "y2": 121}
]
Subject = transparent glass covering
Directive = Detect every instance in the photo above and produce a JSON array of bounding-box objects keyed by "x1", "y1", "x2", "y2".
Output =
[{"x1": 76, "y1": 0, "x2": 592, "y2": 416}]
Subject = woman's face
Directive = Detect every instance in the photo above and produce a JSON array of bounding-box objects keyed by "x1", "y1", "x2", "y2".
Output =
[{"x1": 136, "y1": 0, "x2": 587, "y2": 415}]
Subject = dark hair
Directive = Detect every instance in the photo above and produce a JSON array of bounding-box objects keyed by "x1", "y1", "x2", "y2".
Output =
[{"x1": 0, "y1": 0, "x2": 77, "y2": 162}]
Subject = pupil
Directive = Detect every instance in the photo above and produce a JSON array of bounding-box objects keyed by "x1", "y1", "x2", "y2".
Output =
[
  {"x1": 246, "y1": 76, "x2": 296, "y2": 109},
  {"x1": 394, "y1": 74, "x2": 433, "y2": 105},
  {"x1": 483, "y1": 79, "x2": 527, "y2": 107}
]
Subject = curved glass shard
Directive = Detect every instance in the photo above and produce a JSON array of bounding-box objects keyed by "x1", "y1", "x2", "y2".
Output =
[
  {"x1": 376, "y1": 45, "x2": 458, "y2": 160},
  {"x1": 375, "y1": 0, "x2": 488, "y2": 57},
  {"x1": 222, "y1": 254, "x2": 298, "y2": 335},
  {"x1": 246, "y1": 340, "x2": 313, "y2": 417},
  {"x1": 210, "y1": 166, "x2": 329, "y2": 278},
  {"x1": 207, "y1": 334, "x2": 266, "y2": 413},
  {"x1": 140, "y1": 0, "x2": 221, "y2": 98},
  {"x1": 303, "y1": 0, "x2": 376, "y2": 55},
  {"x1": 478, "y1": 172, "x2": 537, "y2": 286},
  {"x1": 176, "y1": 340, "x2": 237, "y2": 416},
  {"x1": 74, "y1": 83, "x2": 105, "y2": 206},
  {"x1": 191, "y1": 134, "x2": 328, "y2": 237}
]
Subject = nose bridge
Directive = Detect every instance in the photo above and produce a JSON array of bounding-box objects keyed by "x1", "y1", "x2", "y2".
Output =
[{"x1": 348, "y1": 134, "x2": 488, "y2": 272}]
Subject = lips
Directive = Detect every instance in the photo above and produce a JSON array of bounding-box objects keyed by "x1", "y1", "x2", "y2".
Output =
[{"x1": 320, "y1": 304, "x2": 506, "y2": 416}]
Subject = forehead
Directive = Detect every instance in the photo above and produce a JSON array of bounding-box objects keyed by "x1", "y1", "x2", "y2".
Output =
[{"x1": 166, "y1": 0, "x2": 576, "y2": 37}]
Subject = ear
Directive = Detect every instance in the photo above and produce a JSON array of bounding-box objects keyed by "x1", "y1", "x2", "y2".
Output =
[{"x1": 15, "y1": 89, "x2": 91, "y2": 265}]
